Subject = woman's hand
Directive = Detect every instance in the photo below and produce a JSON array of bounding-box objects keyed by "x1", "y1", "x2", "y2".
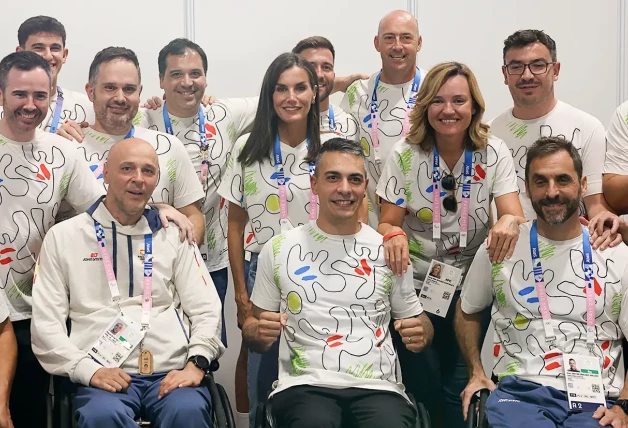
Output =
[{"x1": 487, "y1": 214, "x2": 521, "y2": 263}]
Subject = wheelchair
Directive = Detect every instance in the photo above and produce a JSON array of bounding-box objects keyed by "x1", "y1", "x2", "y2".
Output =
[
  {"x1": 51, "y1": 360, "x2": 235, "y2": 428},
  {"x1": 254, "y1": 390, "x2": 432, "y2": 428},
  {"x1": 466, "y1": 388, "x2": 490, "y2": 428}
]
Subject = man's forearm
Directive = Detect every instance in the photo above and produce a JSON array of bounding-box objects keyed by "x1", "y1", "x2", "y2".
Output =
[
  {"x1": 242, "y1": 317, "x2": 267, "y2": 354},
  {"x1": 603, "y1": 175, "x2": 628, "y2": 214},
  {"x1": 0, "y1": 320, "x2": 17, "y2": 407},
  {"x1": 186, "y1": 209, "x2": 205, "y2": 245},
  {"x1": 454, "y1": 300, "x2": 485, "y2": 377},
  {"x1": 584, "y1": 193, "x2": 614, "y2": 219},
  {"x1": 227, "y1": 227, "x2": 246, "y2": 294}
]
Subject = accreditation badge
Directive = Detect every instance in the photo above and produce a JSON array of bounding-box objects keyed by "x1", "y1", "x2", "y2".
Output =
[
  {"x1": 563, "y1": 353, "x2": 606, "y2": 412},
  {"x1": 88, "y1": 312, "x2": 145, "y2": 368},
  {"x1": 417, "y1": 260, "x2": 462, "y2": 318}
]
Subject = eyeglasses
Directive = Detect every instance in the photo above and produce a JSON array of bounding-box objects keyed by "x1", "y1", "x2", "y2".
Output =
[
  {"x1": 441, "y1": 173, "x2": 457, "y2": 213},
  {"x1": 504, "y1": 61, "x2": 555, "y2": 76}
]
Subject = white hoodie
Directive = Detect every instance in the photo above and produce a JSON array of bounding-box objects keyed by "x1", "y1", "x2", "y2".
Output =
[{"x1": 31, "y1": 197, "x2": 224, "y2": 386}]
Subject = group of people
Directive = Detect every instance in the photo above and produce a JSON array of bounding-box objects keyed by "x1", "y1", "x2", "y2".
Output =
[{"x1": 3, "y1": 7, "x2": 628, "y2": 428}]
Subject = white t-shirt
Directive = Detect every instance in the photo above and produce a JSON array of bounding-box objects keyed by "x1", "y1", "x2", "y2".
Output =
[
  {"x1": 461, "y1": 222, "x2": 628, "y2": 396},
  {"x1": 0, "y1": 292, "x2": 9, "y2": 322},
  {"x1": 340, "y1": 69, "x2": 428, "y2": 227},
  {"x1": 604, "y1": 100, "x2": 628, "y2": 176},
  {"x1": 0, "y1": 129, "x2": 103, "y2": 320},
  {"x1": 218, "y1": 133, "x2": 334, "y2": 254},
  {"x1": 489, "y1": 100, "x2": 606, "y2": 219},
  {"x1": 133, "y1": 98, "x2": 256, "y2": 271},
  {"x1": 319, "y1": 104, "x2": 359, "y2": 140},
  {"x1": 0, "y1": 87, "x2": 95, "y2": 132},
  {"x1": 251, "y1": 222, "x2": 423, "y2": 399},
  {"x1": 376, "y1": 136, "x2": 518, "y2": 288}
]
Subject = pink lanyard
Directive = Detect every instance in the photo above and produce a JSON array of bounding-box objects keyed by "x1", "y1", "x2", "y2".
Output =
[
  {"x1": 94, "y1": 220, "x2": 154, "y2": 330},
  {"x1": 530, "y1": 221, "x2": 596, "y2": 351},
  {"x1": 369, "y1": 68, "x2": 421, "y2": 164},
  {"x1": 274, "y1": 135, "x2": 317, "y2": 232}
]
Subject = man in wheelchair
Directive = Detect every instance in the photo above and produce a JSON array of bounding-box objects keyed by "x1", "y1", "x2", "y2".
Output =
[
  {"x1": 30, "y1": 139, "x2": 225, "y2": 427},
  {"x1": 455, "y1": 137, "x2": 628, "y2": 428},
  {"x1": 242, "y1": 138, "x2": 434, "y2": 428}
]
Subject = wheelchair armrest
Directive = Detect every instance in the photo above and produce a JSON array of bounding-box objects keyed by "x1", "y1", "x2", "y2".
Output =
[{"x1": 467, "y1": 389, "x2": 491, "y2": 428}]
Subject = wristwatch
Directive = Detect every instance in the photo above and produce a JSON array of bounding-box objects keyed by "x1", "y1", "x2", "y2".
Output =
[
  {"x1": 615, "y1": 399, "x2": 628, "y2": 414},
  {"x1": 187, "y1": 355, "x2": 211, "y2": 374}
]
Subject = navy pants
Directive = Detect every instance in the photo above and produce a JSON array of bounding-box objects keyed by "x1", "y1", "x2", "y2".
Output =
[
  {"x1": 487, "y1": 376, "x2": 614, "y2": 428},
  {"x1": 210, "y1": 267, "x2": 229, "y2": 346},
  {"x1": 73, "y1": 372, "x2": 212, "y2": 428}
]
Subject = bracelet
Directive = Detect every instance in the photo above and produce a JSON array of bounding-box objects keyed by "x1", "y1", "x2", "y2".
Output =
[{"x1": 383, "y1": 230, "x2": 406, "y2": 242}]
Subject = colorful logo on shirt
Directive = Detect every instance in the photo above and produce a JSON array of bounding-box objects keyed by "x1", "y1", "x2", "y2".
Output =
[{"x1": 82, "y1": 252, "x2": 102, "y2": 262}]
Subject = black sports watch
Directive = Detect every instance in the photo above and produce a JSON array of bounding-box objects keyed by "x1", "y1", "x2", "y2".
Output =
[
  {"x1": 615, "y1": 399, "x2": 628, "y2": 415},
  {"x1": 187, "y1": 355, "x2": 211, "y2": 373}
]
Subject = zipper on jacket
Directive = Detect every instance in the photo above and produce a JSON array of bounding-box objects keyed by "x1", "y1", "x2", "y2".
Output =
[{"x1": 127, "y1": 235, "x2": 134, "y2": 296}]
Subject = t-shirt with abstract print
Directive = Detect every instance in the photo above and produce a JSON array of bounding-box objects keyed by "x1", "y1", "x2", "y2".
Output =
[
  {"x1": 340, "y1": 69, "x2": 428, "y2": 227},
  {"x1": 461, "y1": 222, "x2": 628, "y2": 396},
  {"x1": 375, "y1": 136, "x2": 518, "y2": 289},
  {"x1": 489, "y1": 100, "x2": 605, "y2": 219},
  {"x1": 319, "y1": 104, "x2": 359, "y2": 140},
  {"x1": 0, "y1": 129, "x2": 103, "y2": 321},
  {"x1": 251, "y1": 222, "x2": 423, "y2": 399},
  {"x1": 218, "y1": 133, "x2": 335, "y2": 254},
  {"x1": 133, "y1": 98, "x2": 256, "y2": 272}
]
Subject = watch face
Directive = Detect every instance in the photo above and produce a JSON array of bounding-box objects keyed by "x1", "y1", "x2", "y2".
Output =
[{"x1": 195, "y1": 355, "x2": 210, "y2": 370}]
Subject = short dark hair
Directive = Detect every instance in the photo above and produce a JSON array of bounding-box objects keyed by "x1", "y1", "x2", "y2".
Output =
[
  {"x1": 0, "y1": 51, "x2": 52, "y2": 92},
  {"x1": 158, "y1": 38, "x2": 208, "y2": 76},
  {"x1": 18, "y1": 16, "x2": 66, "y2": 47},
  {"x1": 292, "y1": 36, "x2": 335, "y2": 60},
  {"x1": 314, "y1": 138, "x2": 365, "y2": 176},
  {"x1": 525, "y1": 137, "x2": 583, "y2": 185},
  {"x1": 503, "y1": 30, "x2": 557, "y2": 63},
  {"x1": 89, "y1": 47, "x2": 141, "y2": 86}
]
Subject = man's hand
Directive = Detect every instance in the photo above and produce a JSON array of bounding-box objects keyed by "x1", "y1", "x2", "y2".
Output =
[
  {"x1": 57, "y1": 120, "x2": 88, "y2": 143},
  {"x1": 0, "y1": 404, "x2": 13, "y2": 428},
  {"x1": 460, "y1": 374, "x2": 496, "y2": 421},
  {"x1": 151, "y1": 204, "x2": 195, "y2": 244},
  {"x1": 332, "y1": 73, "x2": 370, "y2": 94},
  {"x1": 383, "y1": 232, "x2": 409, "y2": 277},
  {"x1": 89, "y1": 367, "x2": 132, "y2": 393},
  {"x1": 158, "y1": 362, "x2": 204, "y2": 399},
  {"x1": 487, "y1": 214, "x2": 521, "y2": 263},
  {"x1": 593, "y1": 404, "x2": 628, "y2": 427},
  {"x1": 394, "y1": 317, "x2": 427, "y2": 353},
  {"x1": 587, "y1": 212, "x2": 624, "y2": 250},
  {"x1": 257, "y1": 312, "x2": 287, "y2": 351},
  {"x1": 235, "y1": 289, "x2": 252, "y2": 326}
]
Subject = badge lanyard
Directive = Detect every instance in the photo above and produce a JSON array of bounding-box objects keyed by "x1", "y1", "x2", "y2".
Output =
[
  {"x1": 163, "y1": 103, "x2": 209, "y2": 186},
  {"x1": 328, "y1": 105, "x2": 336, "y2": 132},
  {"x1": 124, "y1": 126, "x2": 135, "y2": 140},
  {"x1": 273, "y1": 134, "x2": 317, "y2": 232},
  {"x1": 369, "y1": 68, "x2": 421, "y2": 163},
  {"x1": 530, "y1": 221, "x2": 596, "y2": 351},
  {"x1": 432, "y1": 146, "x2": 473, "y2": 247},
  {"x1": 94, "y1": 220, "x2": 153, "y2": 330},
  {"x1": 49, "y1": 86, "x2": 64, "y2": 134}
]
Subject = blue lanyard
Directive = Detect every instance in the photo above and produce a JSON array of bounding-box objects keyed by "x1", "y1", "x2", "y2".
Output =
[
  {"x1": 273, "y1": 135, "x2": 314, "y2": 182},
  {"x1": 49, "y1": 86, "x2": 64, "y2": 133},
  {"x1": 124, "y1": 126, "x2": 135, "y2": 139},
  {"x1": 328, "y1": 104, "x2": 335, "y2": 132},
  {"x1": 530, "y1": 221, "x2": 596, "y2": 348},
  {"x1": 370, "y1": 67, "x2": 421, "y2": 110}
]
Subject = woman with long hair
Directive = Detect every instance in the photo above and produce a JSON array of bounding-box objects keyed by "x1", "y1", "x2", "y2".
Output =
[
  {"x1": 376, "y1": 62, "x2": 525, "y2": 428},
  {"x1": 218, "y1": 52, "x2": 325, "y2": 425}
]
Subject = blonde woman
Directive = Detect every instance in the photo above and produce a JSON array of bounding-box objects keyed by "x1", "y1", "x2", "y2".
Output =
[{"x1": 376, "y1": 62, "x2": 524, "y2": 428}]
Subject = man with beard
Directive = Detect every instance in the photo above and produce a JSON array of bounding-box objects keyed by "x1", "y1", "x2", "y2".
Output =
[
  {"x1": 0, "y1": 16, "x2": 94, "y2": 132},
  {"x1": 489, "y1": 30, "x2": 609, "y2": 221},
  {"x1": 0, "y1": 51, "x2": 104, "y2": 427},
  {"x1": 454, "y1": 136, "x2": 628, "y2": 428},
  {"x1": 292, "y1": 36, "x2": 359, "y2": 139},
  {"x1": 56, "y1": 47, "x2": 206, "y2": 244}
]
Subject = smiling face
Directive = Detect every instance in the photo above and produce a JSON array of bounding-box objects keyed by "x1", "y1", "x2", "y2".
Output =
[
  {"x1": 374, "y1": 11, "x2": 422, "y2": 79},
  {"x1": 298, "y1": 47, "x2": 335, "y2": 105},
  {"x1": 18, "y1": 32, "x2": 67, "y2": 84},
  {"x1": 159, "y1": 48, "x2": 207, "y2": 116},
  {"x1": 427, "y1": 74, "x2": 475, "y2": 143},
  {"x1": 272, "y1": 66, "x2": 316, "y2": 125},
  {"x1": 0, "y1": 67, "x2": 51, "y2": 134}
]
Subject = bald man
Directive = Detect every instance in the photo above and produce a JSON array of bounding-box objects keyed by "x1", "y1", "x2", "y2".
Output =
[
  {"x1": 340, "y1": 9, "x2": 426, "y2": 227},
  {"x1": 31, "y1": 138, "x2": 224, "y2": 428}
]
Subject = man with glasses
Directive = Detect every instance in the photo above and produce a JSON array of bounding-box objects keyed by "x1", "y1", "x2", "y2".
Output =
[{"x1": 489, "y1": 30, "x2": 609, "y2": 221}]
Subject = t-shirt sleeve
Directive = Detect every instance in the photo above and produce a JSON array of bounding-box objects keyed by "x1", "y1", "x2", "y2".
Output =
[
  {"x1": 490, "y1": 139, "x2": 519, "y2": 198},
  {"x1": 217, "y1": 135, "x2": 247, "y2": 208},
  {"x1": 579, "y1": 118, "x2": 606, "y2": 196},
  {"x1": 339, "y1": 81, "x2": 360, "y2": 121},
  {"x1": 170, "y1": 135, "x2": 205, "y2": 208},
  {"x1": 219, "y1": 97, "x2": 258, "y2": 139},
  {"x1": 618, "y1": 249, "x2": 628, "y2": 338},
  {"x1": 0, "y1": 294, "x2": 8, "y2": 322},
  {"x1": 604, "y1": 104, "x2": 628, "y2": 175},
  {"x1": 250, "y1": 238, "x2": 281, "y2": 312},
  {"x1": 375, "y1": 142, "x2": 408, "y2": 208},
  {"x1": 64, "y1": 149, "x2": 105, "y2": 213},
  {"x1": 132, "y1": 108, "x2": 152, "y2": 129},
  {"x1": 460, "y1": 241, "x2": 494, "y2": 314},
  {"x1": 390, "y1": 265, "x2": 423, "y2": 319}
]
